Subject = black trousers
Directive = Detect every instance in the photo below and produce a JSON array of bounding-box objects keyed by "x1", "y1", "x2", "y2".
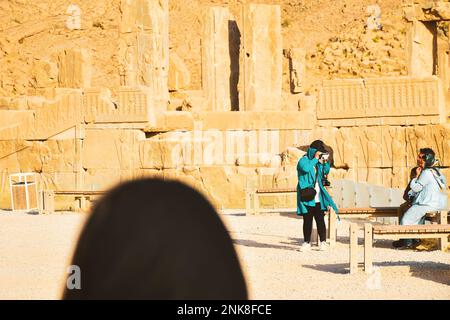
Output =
[{"x1": 303, "y1": 203, "x2": 327, "y2": 243}]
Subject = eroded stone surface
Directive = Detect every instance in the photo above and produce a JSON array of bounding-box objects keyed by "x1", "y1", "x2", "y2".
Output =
[
  {"x1": 0, "y1": 1, "x2": 449, "y2": 210},
  {"x1": 243, "y1": 4, "x2": 282, "y2": 111}
]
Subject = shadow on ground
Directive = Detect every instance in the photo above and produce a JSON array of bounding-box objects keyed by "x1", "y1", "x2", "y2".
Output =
[
  {"x1": 233, "y1": 238, "x2": 301, "y2": 251},
  {"x1": 0, "y1": 209, "x2": 39, "y2": 215},
  {"x1": 302, "y1": 261, "x2": 450, "y2": 286},
  {"x1": 279, "y1": 212, "x2": 300, "y2": 219}
]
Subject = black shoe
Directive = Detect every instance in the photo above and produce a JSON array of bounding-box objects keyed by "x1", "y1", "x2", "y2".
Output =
[
  {"x1": 399, "y1": 239, "x2": 417, "y2": 250},
  {"x1": 392, "y1": 240, "x2": 404, "y2": 248}
]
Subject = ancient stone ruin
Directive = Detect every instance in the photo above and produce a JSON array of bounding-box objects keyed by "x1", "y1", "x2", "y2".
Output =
[{"x1": 0, "y1": 0, "x2": 449, "y2": 210}]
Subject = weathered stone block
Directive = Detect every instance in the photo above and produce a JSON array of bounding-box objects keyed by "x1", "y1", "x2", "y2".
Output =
[
  {"x1": 153, "y1": 111, "x2": 194, "y2": 131},
  {"x1": 407, "y1": 20, "x2": 435, "y2": 77},
  {"x1": 287, "y1": 48, "x2": 305, "y2": 94},
  {"x1": 199, "y1": 111, "x2": 314, "y2": 130},
  {"x1": 202, "y1": 7, "x2": 233, "y2": 111},
  {"x1": 119, "y1": 0, "x2": 169, "y2": 105},
  {"x1": 364, "y1": 126, "x2": 383, "y2": 168},
  {"x1": 281, "y1": 94, "x2": 300, "y2": 112},
  {"x1": 84, "y1": 87, "x2": 158, "y2": 124},
  {"x1": 364, "y1": 77, "x2": 442, "y2": 119},
  {"x1": 82, "y1": 169, "x2": 122, "y2": 191},
  {"x1": 392, "y1": 167, "x2": 409, "y2": 189},
  {"x1": 0, "y1": 110, "x2": 34, "y2": 131},
  {"x1": 318, "y1": 79, "x2": 365, "y2": 119},
  {"x1": 32, "y1": 60, "x2": 58, "y2": 88},
  {"x1": 318, "y1": 77, "x2": 443, "y2": 123},
  {"x1": 281, "y1": 147, "x2": 305, "y2": 167},
  {"x1": 137, "y1": 169, "x2": 164, "y2": 179},
  {"x1": 57, "y1": 49, "x2": 91, "y2": 88},
  {"x1": 40, "y1": 171, "x2": 77, "y2": 191},
  {"x1": 340, "y1": 127, "x2": 359, "y2": 169},
  {"x1": 381, "y1": 126, "x2": 407, "y2": 168},
  {"x1": 243, "y1": 4, "x2": 282, "y2": 111},
  {"x1": 197, "y1": 166, "x2": 247, "y2": 209},
  {"x1": 41, "y1": 139, "x2": 76, "y2": 173},
  {"x1": 168, "y1": 51, "x2": 190, "y2": 91},
  {"x1": 139, "y1": 132, "x2": 187, "y2": 169},
  {"x1": 83, "y1": 129, "x2": 144, "y2": 170},
  {"x1": 298, "y1": 94, "x2": 316, "y2": 112},
  {"x1": 438, "y1": 124, "x2": 450, "y2": 166}
]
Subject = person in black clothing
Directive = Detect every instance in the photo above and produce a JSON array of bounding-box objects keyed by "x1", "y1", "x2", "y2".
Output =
[{"x1": 62, "y1": 178, "x2": 248, "y2": 300}]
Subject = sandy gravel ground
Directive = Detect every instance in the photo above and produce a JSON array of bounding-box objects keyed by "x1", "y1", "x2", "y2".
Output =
[{"x1": 0, "y1": 209, "x2": 448, "y2": 300}]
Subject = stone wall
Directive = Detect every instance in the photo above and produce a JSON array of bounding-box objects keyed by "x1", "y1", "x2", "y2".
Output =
[
  {"x1": 1, "y1": 118, "x2": 449, "y2": 210},
  {"x1": 0, "y1": 1, "x2": 449, "y2": 211},
  {"x1": 317, "y1": 76, "x2": 445, "y2": 126}
]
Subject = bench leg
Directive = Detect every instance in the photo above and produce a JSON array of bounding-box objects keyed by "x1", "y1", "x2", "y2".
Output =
[
  {"x1": 253, "y1": 193, "x2": 260, "y2": 215},
  {"x1": 42, "y1": 190, "x2": 55, "y2": 214},
  {"x1": 245, "y1": 190, "x2": 251, "y2": 215},
  {"x1": 80, "y1": 196, "x2": 87, "y2": 211},
  {"x1": 438, "y1": 211, "x2": 448, "y2": 251},
  {"x1": 439, "y1": 210, "x2": 447, "y2": 225},
  {"x1": 439, "y1": 235, "x2": 448, "y2": 251},
  {"x1": 38, "y1": 191, "x2": 44, "y2": 214},
  {"x1": 364, "y1": 223, "x2": 373, "y2": 274},
  {"x1": 328, "y1": 208, "x2": 336, "y2": 246},
  {"x1": 349, "y1": 223, "x2": 358, "y2": 274}
]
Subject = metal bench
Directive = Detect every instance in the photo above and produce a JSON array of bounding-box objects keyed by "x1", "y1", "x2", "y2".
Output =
[
  {"x1": 349, "y1": 223, "x2": 450, "y2": 274},
  {"x1": 38, "y1": 190, "x2": 105, "y2": 214}
]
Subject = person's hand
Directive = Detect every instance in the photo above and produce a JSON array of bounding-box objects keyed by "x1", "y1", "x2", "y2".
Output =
[
  {"x1": 415, "y1": 166, "x2": 422, "y2": 177},
  {"x1": 314, "y1": 151, "x2": 322, "y2": 159}
]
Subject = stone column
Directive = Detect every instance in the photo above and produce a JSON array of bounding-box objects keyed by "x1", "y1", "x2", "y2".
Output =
[
  {"x1": 436, "y1": 23, "x2": 450, "y2": 120},
  {"x1": 407, "y1": 20, "x2": 436, "y2": 77},
  {"x1": 202, "y1": 7, "x2": 233, "y2": 111},
  {"x1": 243, "y1": 4, "x2": 282, "y2": 111},
  {"x1": 119, "y1": 0, "x2": 169, "y2": 106}
]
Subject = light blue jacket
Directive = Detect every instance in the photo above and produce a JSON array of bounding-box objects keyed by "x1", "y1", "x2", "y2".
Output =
[
  {"x1": 409, "y1": 168, "x2": 448, "y2": 210},
  {"x1": 296, "y1": 148, "x2": 339, "y2": 215}
]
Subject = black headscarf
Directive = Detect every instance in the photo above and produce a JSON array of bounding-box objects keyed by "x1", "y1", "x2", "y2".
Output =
[{"x1": 62, "y1": 178, "x2": 247, "y2": 300}]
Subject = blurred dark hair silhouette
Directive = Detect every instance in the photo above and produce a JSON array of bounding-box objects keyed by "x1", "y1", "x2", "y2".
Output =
[{"x1": 62, "y1": 178, "x2": 247, "y2": 300}]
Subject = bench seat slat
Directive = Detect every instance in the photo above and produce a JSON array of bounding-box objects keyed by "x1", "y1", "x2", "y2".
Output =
[
  {"x1": 339, "y1": 208, "x2": 398, "y2": 214},
  {"x1": 54, "y1": 191, "x2": 105, "y2": 195},
  {"x1": 373, "y1": 224, "x2": 450, "y2": 234},
  {"x1": 256, "y1": 188, "x2": 296, "y2": 194}
]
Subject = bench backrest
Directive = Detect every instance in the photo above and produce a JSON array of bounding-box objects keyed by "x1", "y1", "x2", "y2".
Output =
[{"x1": 331, "y1": 179, "x2": 405, "y2": 208}]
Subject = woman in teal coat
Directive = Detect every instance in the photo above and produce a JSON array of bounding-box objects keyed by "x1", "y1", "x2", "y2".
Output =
[{"x1": 297, "y1": 140, "x2": 339, "y2": 251}]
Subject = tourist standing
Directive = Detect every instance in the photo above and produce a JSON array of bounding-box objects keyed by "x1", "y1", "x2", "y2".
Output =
[{"x1": 297, "y1": 140, "x2": 339, "y2": 251}]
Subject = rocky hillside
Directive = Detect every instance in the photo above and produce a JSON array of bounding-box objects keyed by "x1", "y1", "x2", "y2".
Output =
[{"x1": 0, "y1": 0, "x2": 408, "y2": 98}]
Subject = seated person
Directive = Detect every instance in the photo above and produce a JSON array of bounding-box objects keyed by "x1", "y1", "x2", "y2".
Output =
[
  {"x1": 393, "y1": 148, "x2": 447, "y2": 249},
  {"x1": 398, "y1": 167, "x2": 419, "y2": 221}
]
